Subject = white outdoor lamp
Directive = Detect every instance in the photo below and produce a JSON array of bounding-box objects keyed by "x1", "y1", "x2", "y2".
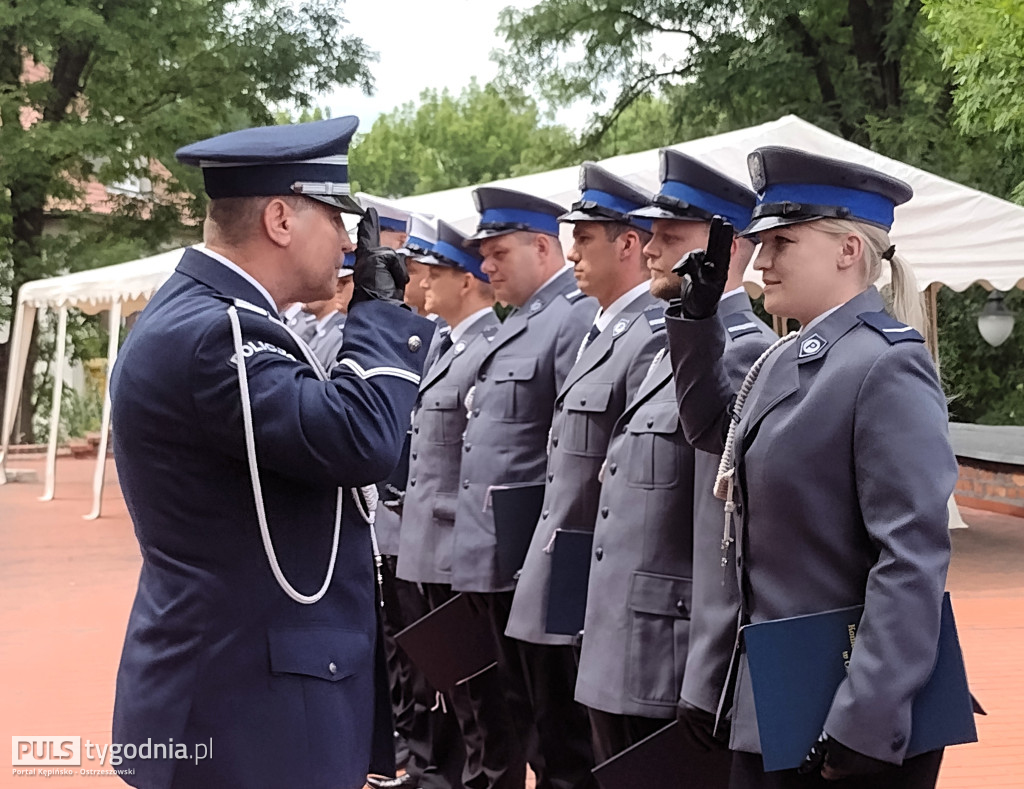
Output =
[{"x1": 977, "y1": 290, "x2": 1015, "y2": 347}]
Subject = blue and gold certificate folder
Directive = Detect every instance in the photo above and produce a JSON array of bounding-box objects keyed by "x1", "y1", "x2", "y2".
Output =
[
  {"x1": 741, "y1": 592, "x2": 978, "y2": 772},
  {"x1": 394, "y1": 593, "x2": 498, "y2": 692}
]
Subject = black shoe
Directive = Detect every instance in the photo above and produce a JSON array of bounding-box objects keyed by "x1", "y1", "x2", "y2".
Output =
[{"x1": 366, "y1": 773, "x2": 416, "y2": 789}]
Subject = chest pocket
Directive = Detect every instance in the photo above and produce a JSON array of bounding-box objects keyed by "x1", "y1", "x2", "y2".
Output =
[
  {"x1": 625, "y1": 404, "x2": 682, "y2": 488},
  {"x1": 420, "y1": 386, "x2": 463, "y2": 445},
  {"x1": 491, "y1": 357, "x2": 538, "y2": 423},
  {"x1": 559, "y1": 382, "x2": 614, "y2": 457}
]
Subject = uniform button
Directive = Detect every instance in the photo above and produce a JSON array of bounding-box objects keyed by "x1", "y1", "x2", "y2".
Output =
[
  {"x1": 473, "y1": 408, "x2": 480, "y2": 417},
  {"x1": 646, "y1": 418, "x2": 654, "y2": 428},
  {"x1": 328, "y1": 662, "x2": 337, "y2": 675},
  {"x1": 413, "y1": 426, "x2": 420, "y2": 434},
  {"x1": 580, "y1": 398, "x2": 587, "y2": 406},
  {"x1": 675, "y1": 599, "x2": 685, "y2": 614},
  {"x1": 600, "y1": 507, "x2": 609, "y2": 518},
  {"x1": 411, "y1": 452, "x2": 417, "y2": 460},
  {"x1": 594, "y1": 547, "x2": 604, "y2": 560},
  {"x1": 556, "y1": 402, "x2": 563, "y2": 412},
  {"x1": 547, "y1": 472, "x2": 554, "y2": 482},
  {"x1": 621, "y1": 425, "x2": 628, "y2": 434},
  {"x1": 410, "y1": 479, "x2": 416, "y2": 487},
  {"x1": 507, "y1": 370, "x2": 516, "y2": 378},
  {"x1": 464, "y1": 444, "x2": 471, "y2": 452},
  {"x1": 479, "y1": 373, "x2": 487, "y2": 381},
  {"x1": 552, "y1": 437, "x2": 559, "y2": 447},
  {"x1": 463, "y1": 480, "x2": 470, "y2": 489},
  {"x1": 608, "y1": 463, "x2": 617, "y2": 475},
  {"x1": 542, "y1": 510, "x2": 549, "y2": 520},
  {"x1": 407, "y1": 336, "x2": 422, "y2": 352}
]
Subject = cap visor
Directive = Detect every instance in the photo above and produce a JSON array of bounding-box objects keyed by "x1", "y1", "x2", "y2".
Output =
[
  {"x1": 309, "y1": 194, "x2": 365, "y2": 215},
  {"x1": 739, "y1": 214, "x2": 816, "y2": 237},
  {"x1": 629, "y1": 205, "x2": 703, "y2": 220},
  {"x1": 464, "y1": 226, "x2": 517, "y2": 246},
  {"x1": 557, "y1": 209, "x2": 606, "y2": 223}
]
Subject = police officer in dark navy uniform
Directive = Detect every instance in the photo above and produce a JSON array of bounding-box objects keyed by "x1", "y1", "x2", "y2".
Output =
[
  {"x1": 668, "y1": 147, "x2": 957, "y2": 789},
  {"x1": 109, "y1": 116, "x2": 434, "y2": 789}
]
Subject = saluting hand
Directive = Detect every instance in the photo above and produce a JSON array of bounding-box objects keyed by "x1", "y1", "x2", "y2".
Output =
[
  {"x1": 352, "y1": 207, "x2": 410, "y2": 304},
  {"x1": 671, "y1": 215, "x2": 734, "y2": 320}
]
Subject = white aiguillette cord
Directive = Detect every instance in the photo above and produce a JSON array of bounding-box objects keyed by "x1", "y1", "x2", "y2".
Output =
[
  {"x1": 714, "y1": 331, "x2": 797, "y2": 572},
  {"x1": 228, "y1": 304, "x2": 377, "y2": 605}
]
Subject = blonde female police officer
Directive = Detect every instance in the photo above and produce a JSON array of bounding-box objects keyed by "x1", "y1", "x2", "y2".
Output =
[{"x1": 667, "y1": 146, "x2": 957, "y2": 789}]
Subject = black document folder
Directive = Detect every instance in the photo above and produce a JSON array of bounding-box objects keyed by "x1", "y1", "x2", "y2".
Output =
[
  {"x1": 742, "y1": 591, "x2": 977, "y2": 772},
  {"x1": 394, "y1": 593, "x2": 498, "y2": 692},
  {"x1": 544, "y1": 529, "x2": 594, "y2": 636},
  {"x1": 491, "y1": 483, "x2": 545, "y2": 583},
  {"x1": 592, "y1": 720, "x2": 732, "y2": 789}
]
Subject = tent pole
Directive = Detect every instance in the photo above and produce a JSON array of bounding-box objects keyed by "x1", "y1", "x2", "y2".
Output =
[
  {"x1": 925, "y1": 283, "x2": 941, "y2": 374},
  {"x1": 1, "y1": 302, "x2": 34, "y2": 483},
  {"x1": 40, "y1": 306, "x2": 69, "y2": 502},
  {"x1": 86, "y1": 301, "x2": 122, "y2": 520}
]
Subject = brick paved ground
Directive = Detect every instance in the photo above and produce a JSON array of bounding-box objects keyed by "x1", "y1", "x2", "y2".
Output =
[{"x1": 1, "y1": 456, "x2": 1021, "y2": 788}]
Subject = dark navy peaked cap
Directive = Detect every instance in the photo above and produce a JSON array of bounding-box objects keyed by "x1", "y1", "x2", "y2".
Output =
[
  {"x1": 175, "y1": 116, "x2": 362, "y2": 214},
  {"x1": 430, "y1": 220, "x2": 489, "y2": 282},
  {"x1": 742, "y1": 146, "x2": 913, "y2": 236},
  {"x1": 560, "y1": 162, "x2": 654, "y2": 232},
  {"x1": 630, "y1": 149, "x2": 756, "y2": 230},
  {"x1": 468, "y1": 187, "x2": 566, "y2": 244}
]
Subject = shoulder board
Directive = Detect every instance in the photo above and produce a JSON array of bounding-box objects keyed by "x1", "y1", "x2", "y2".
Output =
[
  {"x1": 857, "y1": 311, "x2": 924, "y2": 344},
  {"x1": 233, "y1": 298, "x2": 270, "y2": 317},
  {"x1": 643, "y1": 304, "x2": 667, "y2": 332},
  {"x1": 721, "y1": 311, "x2": 765, "y2": 341},
  {"x1": 564, "y1": 288, "x2": 587, "y2": 304}
]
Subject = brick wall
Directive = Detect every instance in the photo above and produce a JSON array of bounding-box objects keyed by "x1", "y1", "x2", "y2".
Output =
[{"x1": 955, "y1": 458, "x2": 1024, "y2": 518}]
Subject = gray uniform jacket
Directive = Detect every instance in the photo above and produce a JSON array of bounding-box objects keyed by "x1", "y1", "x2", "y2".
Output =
[
  {"x1": 376, "y1": 315, "x2": 447, "y2": 557},
  {"x1": 397, "y1": 311, "x2": 501, "y2": 585},
  {"x1": 669, "y1": 286, "x2": 956, "y2": 764},
  {"x1": 451, "y1": 268, "x2": 598, "y2": 593},
  {"x1": 674, "y1": 292, "x2": 777, "y2": 716},
  {"x1": 573, "y1": 349, "x2": 694, "y2": 717},
  {"x1": 506, "y1": 290, "x2": 667, "y2": 646},
  {"x1": 307, "y1": 310, "x2": 346, "y2": 370}
]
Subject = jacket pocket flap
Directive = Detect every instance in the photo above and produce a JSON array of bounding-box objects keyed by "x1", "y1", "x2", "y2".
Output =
[
  {"x1": 433, "y1": 493, "x2": 457, "y2": 523},
  {"x1": 268, "y1": 627, "x2": 371, "y2": 682},
  {"x1": 422, "y1": 386, "x2": 460, "y2": 411},
  {"x1": 494, "y1": 357, "x2": 537, "y2": 382},
  {"x1": 563, "y1": 383, "x2": 613, "y2": 413},
  {"x1": 628, "y1": 408, "x2": 681, "y2": 435},
  {"x1": 628, "y1": 572, "x2": 692, "y2": 618}
]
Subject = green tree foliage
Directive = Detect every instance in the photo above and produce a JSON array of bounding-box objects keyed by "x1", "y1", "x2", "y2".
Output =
[
  {"x1": 1, "y1": 0, "x2": 375, "y2": 440},
  {"x1": 350, "y1": 79, "x2": 578, "y2": 197},
  {"x1": 923, "y1": 0, "x2": 1024, "y2": 199},
  {"x1": 939, "y1": 286, "x2": 1024, "y2": 425}
]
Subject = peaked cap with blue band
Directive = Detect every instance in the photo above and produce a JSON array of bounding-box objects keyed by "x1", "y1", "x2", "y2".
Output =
[
  {"x1": 357, "y1": 193, "x2": 412, "y2": 234},
  {"x1": 430, "y1": 220, "x2": 489, "y2": 282},
  {"x1": 175, "y1": 116, "x2": 363, "y2": 214},
  {"x1": 559, "y1": 162, "x2": 654, "y2": 232},
  {"x1": 467, "y1": 187, "x2": 567, "y2": 244},
  {"x1": 742, "y1": 146, "x2": 913, "y2": 237},
  {"x1": 397, "y1": 214, "x2": 439, "y2": 263},
  {"x1": 630, "y1": 149, "x2": 756, "y2": 231}
]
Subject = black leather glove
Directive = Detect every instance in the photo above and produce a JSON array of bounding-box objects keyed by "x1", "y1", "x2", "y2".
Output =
[
  {"x1": 351, "y1": 207, "x2": 409, "y2": 304},
  {"x1": 676, "y1": 701, "x2": 727, "y2": 752},
  {"x1": 670, "y1": 215, "x2": 734, "y2": 320},
  {"x1": 798, "y1": 732, "x2": 891, "y2": 781}
]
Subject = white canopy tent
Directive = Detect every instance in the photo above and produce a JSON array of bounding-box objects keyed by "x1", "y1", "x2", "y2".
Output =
[
  {"x1": 0, "y1": 246, "x2": 194, "y2": 517},
  {"x1": 2, "y1": 114, "x2": 1023, "y2": 518}
]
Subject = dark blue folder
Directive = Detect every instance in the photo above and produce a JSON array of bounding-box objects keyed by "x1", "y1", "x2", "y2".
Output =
[
  {"x1": 545, "y1": 529, "x2": 594, "y2": 636},
  {"x1": 492, "y1": 483, "x2": 546, "y2": 584},
  {"x1": 742, "y1": 592, "x2": 977, "y2": 772}
]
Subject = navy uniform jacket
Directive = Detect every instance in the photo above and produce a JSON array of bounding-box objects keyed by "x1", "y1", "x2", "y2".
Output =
[
  {"x1": 674, "y1": 291, "x2": 776, "y2": 716},
  {"x1": 669, "y1": 286, "x2": 956, "y2": 764},
  {"x1": 451, "y1": 268, "x2": 598, "y2": 593},
  {"x1": 397, "y1": 311, "x2": 501, "y2": 584},
  {"x1": 110, "y1": 248, "x2": 432, "y2": 789},
  {"x1": 506, "y1": 290, "x2": 666, "y2": 645},
  {"x1": 573, "y1": 348, "x2": 694, "y2": 717}
]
